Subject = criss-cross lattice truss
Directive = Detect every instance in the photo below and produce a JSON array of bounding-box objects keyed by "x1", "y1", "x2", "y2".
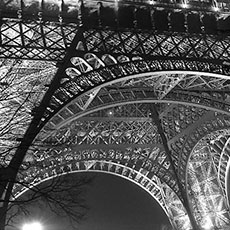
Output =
[{"x1": 1, "y1": 0, "x2": 230, "y2": 230}]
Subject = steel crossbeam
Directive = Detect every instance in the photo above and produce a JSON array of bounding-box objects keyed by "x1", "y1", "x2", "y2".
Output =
[
  {"x1": 2, "y1": 20, "x2": 230, "y2": 62},
  {"x1": 1, "y1": 1, "x2": 230, "y2": 230},
  {"x1": 0, "y1": 18, "x2": 77, "y2": 61}
]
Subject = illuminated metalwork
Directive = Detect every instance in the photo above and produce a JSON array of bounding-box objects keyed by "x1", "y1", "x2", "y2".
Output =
[
  {"x1": 187, "y1": 131, "x2": 230, "y2": 230},
  {"x1": 1, "y1": 1, "x2": 230, "y2": 230},
  {"x1": 16, "y1": 159, "x2": 192, "y2": 230},
  {"x1": 0, "y1": 59, "x2": 56, "y2": 166}
]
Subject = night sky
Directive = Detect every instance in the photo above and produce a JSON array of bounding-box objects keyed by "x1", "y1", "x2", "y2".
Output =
[
  {"x1": 79, "y1": 173, "x2": 170, "y2": 230},
  {"x1": 9, "y1": 172, "x2": 170, "y2": 230}
]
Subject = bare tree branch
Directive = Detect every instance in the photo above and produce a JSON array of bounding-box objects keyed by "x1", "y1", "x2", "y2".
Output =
[
  {"x1": 0, "y1": 59, "x2": 93, "y2": 230},
  {"x1": 5, "y1": 174, "x2": 94, "y2": 230}
]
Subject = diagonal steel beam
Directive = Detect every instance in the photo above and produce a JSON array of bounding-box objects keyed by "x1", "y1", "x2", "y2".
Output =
[{"x1": 150, "y1": 104, "x2": 199, "y2": 230}]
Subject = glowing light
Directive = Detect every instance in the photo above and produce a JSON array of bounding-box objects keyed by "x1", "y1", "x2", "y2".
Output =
[
  {"x1": 107, "y1": 110, "x2": 114, "y2": 117},
  {"x1": 89, "y1": 92, "x2": 95, "y2": 98},
  {"x1": 181, "y1": 3, "x2": 188, "y2": 8},
  {"x1": 213, "y1": 6, "x2": 219, "y2": 12},
  {"x1": 181, "y1": 0, "x2": 188, "y2": 8},
  {"x1": 203, "y1": 216, "x2": 213, "y2": 230},
  {"x1": 149, "y1": 0, "x2": 155, "y2": 5},
  {"x1": 22, "y1": 222, "x2": 43, "y2": 230},
  {"x1": 182, "y1": 215, "x2": 192, "y2": 229}
]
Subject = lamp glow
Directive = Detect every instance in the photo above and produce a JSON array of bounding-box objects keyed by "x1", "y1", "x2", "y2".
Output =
[
  {"x1": 213, "y1": 6, "x2": 219, "y2": 12},
  {"x1": 181, "y1": 3, "x2": 188, "y2": 8},
  {"x1": 22, "y1": 222, "x2": 43, "y2": 230},
  {"x1": 203, "y1": 216, "x2": 213, "y2": 230},
  {"x1": 107, "y1": 109, "x2": 114, "y2": 116},
  {"x1": 181, "y1": 0, "x2": 188, "y2": 8},
  {"x1": 149, "y1": 0, "x2": 155, "y2": 5}
]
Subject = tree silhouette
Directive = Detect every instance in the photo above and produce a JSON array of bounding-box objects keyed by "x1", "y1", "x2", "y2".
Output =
[
  {"x1": 0, "y1": 59, "x2": 93, "y2": 230},
  {"x1": 5, "y1": 174, "x2": 93, "y2": 230}
]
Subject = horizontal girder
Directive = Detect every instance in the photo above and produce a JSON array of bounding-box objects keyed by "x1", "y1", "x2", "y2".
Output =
[
  {"x1": 1, "y1": 20, "x2": 230, "y2": 61},
  {"x1": 0, "y1": 19, "x2": 77, "y2": 61},
  {"x1": 1, "y1": 0, "x2": 230, "y2": 61},
  {"x1": 1, "y1": 0, "x2": 230, "y2": 16}
]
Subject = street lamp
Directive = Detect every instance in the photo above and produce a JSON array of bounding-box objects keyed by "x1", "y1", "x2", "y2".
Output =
[
  {"x1": 22, "y1": 222, "x2": 43, "y2": 230},
  {"x1": 203, "y1": 216, "x2": 213, "y2": 230}
]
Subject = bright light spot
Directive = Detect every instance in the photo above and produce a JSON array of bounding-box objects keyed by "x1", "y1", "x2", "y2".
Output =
[
  {"x1": 181, "y1": 3, "x2": 188, "y2": 8},
  {"x1": 181, "y1": 0, "x2": 188, "y2": 8},
  {"x1": 89, "y1": 92, "x2": 94, "y2": 98},
  {"x1": 22, "y1": 222, "x2": 43, "y2": 230},
  {"x1": 149, "y1": 0, "x2": 155, "y2": 5},
  {"x1": 107, "y1": 109, "x2": 114, "y2": 117},
  {"x1": 203, "y1": 216, "x2": 213, "y2": 230},
  {"x1": 182, "y1": 215, "x2": 192, "y2": 229},
  {"x1": 213, "y1": 6, "x2": 219, "y2": 12}
]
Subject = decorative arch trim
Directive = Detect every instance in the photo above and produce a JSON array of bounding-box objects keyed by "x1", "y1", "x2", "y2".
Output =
[{"x1": 42, "y1": 58, "x2": 230, "y2": 129}]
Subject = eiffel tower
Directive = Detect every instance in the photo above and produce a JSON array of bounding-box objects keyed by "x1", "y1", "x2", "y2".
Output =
[{"x1": 1, "y1": 0, "x2": 230, "y2": 229}]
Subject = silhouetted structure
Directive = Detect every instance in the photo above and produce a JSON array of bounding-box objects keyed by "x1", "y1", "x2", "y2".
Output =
[{"x1": 1, "y1": 0, "x2": 230, "y2": 229}]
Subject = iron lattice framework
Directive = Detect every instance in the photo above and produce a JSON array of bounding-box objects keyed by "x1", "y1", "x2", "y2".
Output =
[{"x1": 1, "y1": 0, "x2": 230, "y2": 230}]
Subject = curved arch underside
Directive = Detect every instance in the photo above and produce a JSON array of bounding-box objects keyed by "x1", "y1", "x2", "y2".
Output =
[
  {"x1": 43, "y1": 58, "x2": 230, "y2": 128},
  {"x1": 20, "y1": 102, "x2": 230, "y2": 230},
  {"x1": 2, "y1": 59, "x2": 230, "y2": 230},
  {"x1": 15, "y1": 160, "x2": 192, "y2": 230},
  {"x1": 2, "y1": 63, "x2": 230, "y2": 229},
  {"x1": 1, "y1": 2, "x2": 230, "y2": 229}
]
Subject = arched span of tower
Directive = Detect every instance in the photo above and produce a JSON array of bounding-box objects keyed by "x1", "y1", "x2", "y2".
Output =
[
  {"x1": 19, "y1": 102, "x2": 230, "y2": 230},
  {"x1": 39, "y1": 59, "x2": 230, "y2": 130},
  {"x1": 2, "y1": 55, "x2": 230, "y2": 230},
  {"x1": 1, "y1": 1, "x2": 230, "y2": 230},
  {"x1": 2, "y1": 2, "x2": 230, "y2": 131},
  {"x1": 28, "y1": 101, "x2": 230, "y2": 230},
  {"x1": 14, "y1": 160, "x2": 192, "y2": 230},
  {"x1": 36, "y1": 73, "x2": 230, "y2": 191},
  {"x1": 40, "y1": 71, "x2": 230, "y2": 132}
]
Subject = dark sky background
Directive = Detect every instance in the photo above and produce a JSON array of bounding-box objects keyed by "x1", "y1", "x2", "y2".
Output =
[
  {"x1": 12, "y1": 172, "x2": 170, "y2": 230},
  {"x1": 79, "y1": 173, "x2": 170, "y2": 230}
]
